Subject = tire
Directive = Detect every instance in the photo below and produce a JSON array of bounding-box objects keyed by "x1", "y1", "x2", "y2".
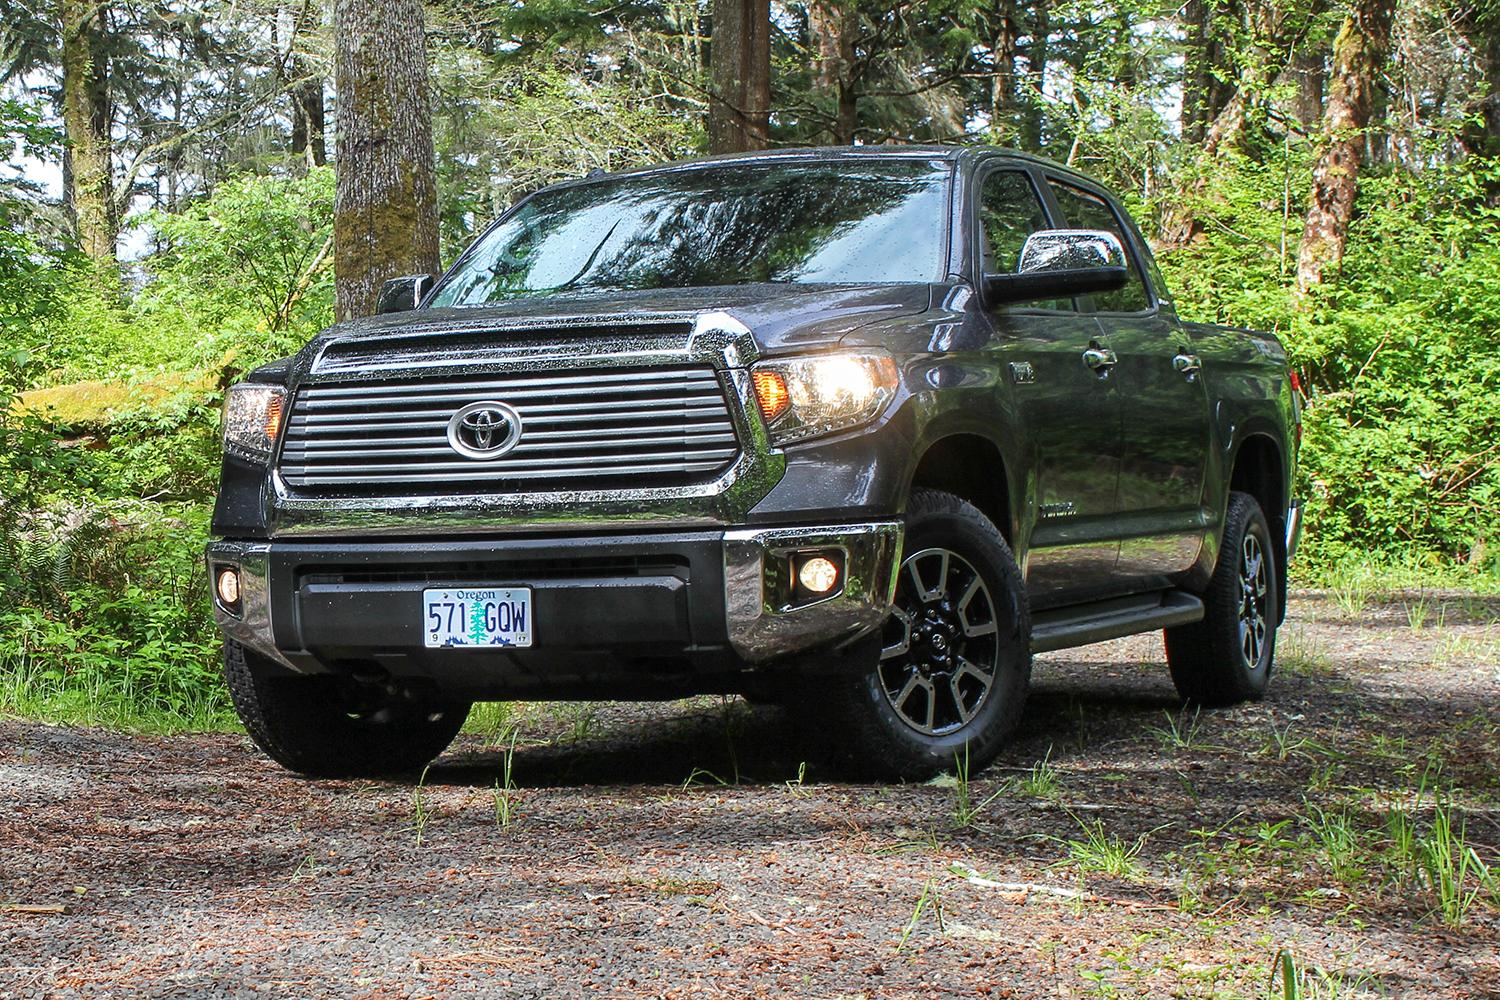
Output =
[
  {"x1": 819, "y1": 488, "x2": 1032, "y2": 781},
  {"x1": 1166, "y1": 490, "x2": 1279, "y2": 706},
  {"x1": 223, "y1": 640, "x2": 471, "y2": 778}
]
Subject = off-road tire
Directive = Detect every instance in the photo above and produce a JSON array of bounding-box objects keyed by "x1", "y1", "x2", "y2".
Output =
[
  {"x1": 819, "y1": 488, "x2": 1031, "y2": 781},
  {"x1": 1165, "y1": 490, "x2": 1279, "y2": 706},
  {"x1": 223, "y1": 641, "x2": 471, "y2": 778}
]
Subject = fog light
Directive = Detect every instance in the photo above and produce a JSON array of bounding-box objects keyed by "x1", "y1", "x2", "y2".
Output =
[
  {"x1": 797, "y1": 556, "x2": 839, "y2": 594},
  {"x1": 216, "y1": 567, "x2": 241, "y2": 606}
]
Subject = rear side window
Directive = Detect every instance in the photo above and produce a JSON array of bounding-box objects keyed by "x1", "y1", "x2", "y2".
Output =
[
  {"x1": 1046, "y1": 181, "x2": 1152, "y2": 313},
  {"x1": 979, "y1": 169, "x2": 1072, "y2": 311}
]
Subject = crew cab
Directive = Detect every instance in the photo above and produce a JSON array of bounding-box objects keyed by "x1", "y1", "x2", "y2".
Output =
[{"x1": 207, "y1": 146, "x2": 1302, "y2": 779}]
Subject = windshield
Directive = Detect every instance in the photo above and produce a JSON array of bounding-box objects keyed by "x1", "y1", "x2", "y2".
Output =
[{"x1": 428, "y1": 159, "x2": 951, "y2": 306}]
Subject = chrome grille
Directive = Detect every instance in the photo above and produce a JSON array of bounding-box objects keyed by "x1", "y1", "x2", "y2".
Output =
[{"x1": 278, "y1": 367, "x2": 740, "y2": 491}]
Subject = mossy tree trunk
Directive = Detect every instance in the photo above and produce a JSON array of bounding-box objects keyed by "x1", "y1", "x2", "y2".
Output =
[
  {"x1": 708, "y1": 0, "x2": 770, "y2": 153},
  {"x1": 332, "y1": 0, "x2": 441, "y2": 321},
  {"x1": 1295, "y1": 0, "x2": 1393, "y2": 295},
  {"x1": 59, "y1": 0, "x2": 116, "y2": 266}
]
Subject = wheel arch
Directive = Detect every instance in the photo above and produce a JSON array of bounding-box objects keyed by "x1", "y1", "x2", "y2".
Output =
[
  {"x1": 1226, "y1": 431, "x2": 1289, "y2": 623},
  {"x1": 906, "y1": 433, "x2": 1015, "y2": 545}
]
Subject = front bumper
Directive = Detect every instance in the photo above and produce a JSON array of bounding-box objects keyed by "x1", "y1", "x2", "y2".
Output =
[{"x1": 206, "y1": 521, "x2": 901, "y2": 692}]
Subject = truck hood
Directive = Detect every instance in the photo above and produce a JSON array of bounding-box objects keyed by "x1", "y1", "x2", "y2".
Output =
[{"x1": 304, "y1": 283, "x2": 934, "y2": 363}]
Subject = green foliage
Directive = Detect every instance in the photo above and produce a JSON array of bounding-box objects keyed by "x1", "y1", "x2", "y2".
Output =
[
  {"x1": 0, "y1": 498, "x2": 231, "y2": 732},
  {"x1": 431, "y1": 60, "x2": 698, "y2": 250},
  {"x1": 136, "y1": 167, "x2": 336, "y2": 349},
  {"x1": 1156, "y1": 149, "x2": 1500, "y2": 573}
]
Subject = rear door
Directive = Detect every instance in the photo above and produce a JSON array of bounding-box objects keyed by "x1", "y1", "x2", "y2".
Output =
[
  {"x1": 1044, "y1": 178, "x2": 1212, "y2": 580},
  {"x1": 974, "y1": 165, "x2": 1123, "y2": 604}
]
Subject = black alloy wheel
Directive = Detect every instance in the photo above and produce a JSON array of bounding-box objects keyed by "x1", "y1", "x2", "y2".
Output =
[
  {"x1": 879, "y1": 547, "x2": 1001, "y2": 736},
  {"x1": 820, "y1": 489, "x2": 1032, "y2": 781}
]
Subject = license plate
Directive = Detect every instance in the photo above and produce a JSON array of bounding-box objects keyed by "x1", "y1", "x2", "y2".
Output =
[{"x1": 422, "y1": 588, "x2": 533, "y2": 648}]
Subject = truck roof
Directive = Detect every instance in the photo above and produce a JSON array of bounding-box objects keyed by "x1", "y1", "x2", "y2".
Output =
[{"x1": 538, "y1": 144, "x2": 1104, "y2": 196}]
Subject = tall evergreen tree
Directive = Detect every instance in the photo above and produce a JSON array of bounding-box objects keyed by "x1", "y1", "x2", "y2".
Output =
[{"x1": 332, "y1": 0, "x2": 441, "y2": 320}]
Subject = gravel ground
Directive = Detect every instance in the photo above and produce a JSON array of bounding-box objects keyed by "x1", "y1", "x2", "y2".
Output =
[{"x1": 2, "y1": 591, "x2": 1498, "y2": 998}]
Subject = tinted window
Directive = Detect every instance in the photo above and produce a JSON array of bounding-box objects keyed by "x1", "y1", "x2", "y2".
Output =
[
  {"x1": 979, "y1": 169, "x2": 1072, "y2": 311},
  {"x1": 429, "y1": 161, "x2": 951, "y2": 305},
  {"x1": 1046, "y1": 181, "x2": 1151, "y2": 313}
]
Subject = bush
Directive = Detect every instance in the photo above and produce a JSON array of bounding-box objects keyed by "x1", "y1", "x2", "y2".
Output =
[
  {"x1": 0, "y1": 497, "x2": 230, "y2": 731},
  {"x1": 1155, "y1": 151, "x2": 1500, "y2": 575}
]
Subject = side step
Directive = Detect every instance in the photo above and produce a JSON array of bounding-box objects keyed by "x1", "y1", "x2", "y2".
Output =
[{"x1": 1030, "y1": 590, "x2": 1204, "y2": 654}]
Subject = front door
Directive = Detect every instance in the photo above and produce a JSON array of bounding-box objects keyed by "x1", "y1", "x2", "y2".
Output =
[{"x1": 975, "y1": 167, "x2": 1123, "y2": 605}]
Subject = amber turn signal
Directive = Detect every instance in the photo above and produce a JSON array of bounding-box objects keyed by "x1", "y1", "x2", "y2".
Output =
[
  {"x1": 752, "y1": 370, "x2": 790, "y2": 422},
  {"x1": 264, "y1": 395, "x2": 284, "y2": 442}
]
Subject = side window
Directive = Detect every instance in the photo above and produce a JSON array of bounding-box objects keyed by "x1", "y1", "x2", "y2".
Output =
[
  {"x1": 1046, "y1": 181, "x2": 1151, "y2": 313},
  {"x1": 979, "y1": 169, "x2": 1071, "y2": 311}
]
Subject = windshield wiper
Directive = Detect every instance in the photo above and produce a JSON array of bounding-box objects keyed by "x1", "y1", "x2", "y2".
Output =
[{"x1": 482, "y1": 220, "x2": 622, "y2": 301}]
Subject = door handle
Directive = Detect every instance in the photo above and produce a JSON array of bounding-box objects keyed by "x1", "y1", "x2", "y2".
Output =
[
  {"x1": 1082, "y1": 347, "x2": 1117, "y2": 371},
  {"x1": 1173, "y1": 353, "x2": 1202, "y2": 375}
]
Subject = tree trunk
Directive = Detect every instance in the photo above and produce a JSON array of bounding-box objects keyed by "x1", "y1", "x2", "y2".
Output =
[
  {"x1": 1455, "y1": 6, "x2": 1500, "y2": 167},
  {"x1": 1021, "y1": 0, "x2": 1049, "y2": 150},
  {"x1": 1290, "y1": 47, "x2": 1325, "y2": 130},
  {"x1": 1295, "y1": 0, "x2": 1393, "y2": 295},
  {"x1": 809, "y1": 0, "x2": 842, "y2": 91},
  {"x1": 708, "y1": 0, "x2": 770, "y2": 153},
  {"x1": 291, "y1": 72, "x2": 327, "y2": 168},
  {"x1": 1181, "y1": 0, "x2": 1211, "y2": 142},
  {"x1": 333, "y1": 0, "x2": 442, "y2": 321},
  {"x1": 1182, "y1": 0, "x2": 1237, "y2": 144},
  {"x1": 991, "y1": 0, "x2": 1019, "y2": 133},
  {"x1": 59, "y1": 0, "x2": 115, "y2": 265},
  {"x1": 809, "y1": 0, "x2": 857, "y2": 143}
]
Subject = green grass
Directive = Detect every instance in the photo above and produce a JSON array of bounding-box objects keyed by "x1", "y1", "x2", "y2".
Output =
[
  {"x1": 1013, "y1": 747, "x2": 1062, "y2": 800},
  {"x1": 492, "y1": 731, "x2": 521, "y2": 829},
  {"x1": 1148, "y1": 708, "x2": 1204, "y2": 750},
  {"x1": 0, "y1": 649, "x2": 235, "y2": 733},
  {"x1": 1270, "y1": 951, "x2": 1380, "y2": 999},
  {"x1": 951, "y1": 746, "x2": 1006, "y2": 828},
  {"x1": 1054, "y1": 817, "x2": 1147, "y2": 880},
  {"x1": 1296, "y1": 555, "x2": 1500, "y2": 597}
]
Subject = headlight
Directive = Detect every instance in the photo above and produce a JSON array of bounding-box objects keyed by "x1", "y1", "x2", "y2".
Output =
[
  {"x1": 750, "y1": 351, "x2": 899, "y2": 445},
  {"x1": 222, "y1": 383, "x2": 286, "y2": 462}
]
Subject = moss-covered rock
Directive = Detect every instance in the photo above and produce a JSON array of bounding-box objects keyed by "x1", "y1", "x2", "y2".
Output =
[{"x1": 13, "y1": 351, "x2": 236, "y2": 431}]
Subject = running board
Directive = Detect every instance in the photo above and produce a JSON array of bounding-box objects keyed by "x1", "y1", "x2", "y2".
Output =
[{"x1": 1030, "y1": 591, "x2": 1204, "y2": 654}]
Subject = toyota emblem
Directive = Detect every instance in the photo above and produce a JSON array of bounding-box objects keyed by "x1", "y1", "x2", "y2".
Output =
[{"x1": 446, "y1": 401, "x2": 523, "y2": 460}]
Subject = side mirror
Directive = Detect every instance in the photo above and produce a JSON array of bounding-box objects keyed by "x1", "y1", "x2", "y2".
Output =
[
  {"x1": 376, "y1": 273, "x2": 439, "y2": 314},
  {"x1": 984, "y1": 229, "x2": 1129, "y2": 305}
]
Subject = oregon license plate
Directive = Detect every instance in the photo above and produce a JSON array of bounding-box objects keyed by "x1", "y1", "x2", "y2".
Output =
[{"x1": 422, "y1": 588, "x2": 533, "y2": 648}]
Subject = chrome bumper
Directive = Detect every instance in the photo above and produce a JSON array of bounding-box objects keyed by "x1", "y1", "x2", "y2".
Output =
[
  {"x1": 208, "y1": 520, "x2": 904, "y2": 669},
  {"x1": 205, "y1": 540, "x2": 297, "y2": 670},
  {"x1": 723, "y1": 521, "x2": 904, "y2": 662},
  {"x1": 1286, "y1": 499, "x2": 1304, "y2": 562}
]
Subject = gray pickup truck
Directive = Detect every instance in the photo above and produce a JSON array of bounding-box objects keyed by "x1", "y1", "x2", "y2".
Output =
[{"x1": 207, "y1": 146, "x2": 1302, "y2": 780}]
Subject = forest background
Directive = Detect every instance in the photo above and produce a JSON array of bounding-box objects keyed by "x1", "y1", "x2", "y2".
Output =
[{"x1": 0, "y1": 0, "x2": 1496, "y2": 727}]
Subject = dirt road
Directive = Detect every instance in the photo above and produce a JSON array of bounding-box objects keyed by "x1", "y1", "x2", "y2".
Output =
[{"x1": 2, "y1": 592, "x2": 1497, "y2": 998}]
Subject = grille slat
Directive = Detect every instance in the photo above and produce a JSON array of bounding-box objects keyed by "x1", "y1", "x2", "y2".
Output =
[
  {"x1": 305, "y1": 367, "x2": 709, "y2": 398},
  {"x1": 284, "y1": 430, "x2": 737, "y2": 458},
  {"x1": 285, "y1": 421, "x2": 734, "y2": 447},
  {"x1": 289, "y1": 402, "x2": 727, "y2": 431},
  {"x1": 278, "y1": 365, "x2": 741, "y2": 493}
]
